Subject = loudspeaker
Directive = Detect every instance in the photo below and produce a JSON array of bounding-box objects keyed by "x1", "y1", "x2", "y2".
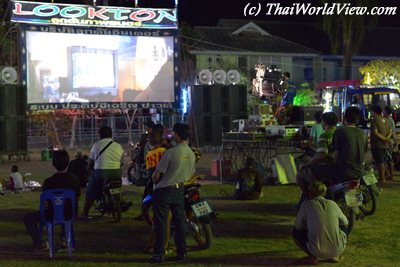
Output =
[
  {"x1": 194, "y1": 114, "x2": 247, "y2": 146},
  {"x1": 0, "y1": 118, "x2": 27, "y2": 153},
  {"x1": 0, "y1": 84, "x2": 27, "y2": 118},
  {"x1": 0, "y1": 85, "x2": 27, "y2": 153},
  {"x1": 192, "y1": 85, "x2": 222, "y2": 114},
  {"x1": 291, "y1": 106, "x2": 324, "y2": 125},
  {"x1": 193, "y1": 84, "x2": 247, "y2": 115}
]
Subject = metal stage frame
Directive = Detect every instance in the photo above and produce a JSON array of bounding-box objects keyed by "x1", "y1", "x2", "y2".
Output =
[{"x1": 218, "y1": 137, "x2": 301, "y2": 183}]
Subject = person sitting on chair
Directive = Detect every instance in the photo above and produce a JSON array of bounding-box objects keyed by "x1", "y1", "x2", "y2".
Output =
[
  {"x1": 23, "y1": 150, "x2": 80, "y2": 253},
  {"x1": 235, "y1": 157, "x2": 263, "y2": 200},
  {"x1": 293, "y1": 181, "x2": 348, "y2": 265}
]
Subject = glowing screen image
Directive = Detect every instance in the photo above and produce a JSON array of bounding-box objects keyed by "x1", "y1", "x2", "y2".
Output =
[{"x1": 26, "y1": 31, "x2": 175, "y2": 104}]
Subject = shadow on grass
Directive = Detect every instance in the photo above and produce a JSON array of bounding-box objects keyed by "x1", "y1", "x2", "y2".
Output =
[
  {"x1": 188, "y1": 251, "x2": 307, "y2": 266},
  {"x1": 0, "y1": 208, "x2": 36, "y2": 222},
  {"x1": 214, "y1": 202, "x2": 297, "y2": 217},
  {"x1": 213, "y1": 220, "x2": 292, "y2": 239}
]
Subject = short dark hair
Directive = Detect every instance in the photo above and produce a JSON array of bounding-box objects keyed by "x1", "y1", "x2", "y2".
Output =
[
  {"x1": 345, "y1": 106, "x2": 361, "y2": 125},
  {"x1": 321, "y1": 112, "x2": 338, "y2": 127},
  {"x1": 99, "y1": 126, "x2": 112, "y2": 139},
  {"x1": 11, "y1": 165, "x2": 18, "y2": 172},
  {"x1": 283, "y1": 72, "x2": 290, "y2": 79},
  {"x1": 52, "y1": 150, "x2": 70, "y2": 171},
  {"x1": 173, "y1": 123, "x2": 191, "y2": 140},
  {"x1": 371, "y1": 105, "x2": 382, "y2": 115},
  {"x1": 385, "y1": 106, "x2": 393, "y2": 115},
  {"x1": 314, "y1": 111, "x2": 323, "y2": 123},
  {"x1": 150, "y1": 124, "x2": 164, "y2": 144}
]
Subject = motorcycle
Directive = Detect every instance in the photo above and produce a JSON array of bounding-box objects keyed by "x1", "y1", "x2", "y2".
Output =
[
  {"x1": 359, "y1": 164, "x2": 381, "y2": 216},
  {"x1": 94, "y1": 178, "x2": 132, "y2": 223},
  {"x1": 127, "y1": 141, "x2": 148, "y2": 186},
  {"x1": 142, "y1": 175, "x2": 216, "y2": 249},
  {"x1": 325, "y1": 179, "x2": 363, "y2": 235}
]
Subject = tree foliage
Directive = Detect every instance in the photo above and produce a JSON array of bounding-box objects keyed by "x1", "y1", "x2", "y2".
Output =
[
  {"x1": 359, "y1": 60, "x2": 400, "y2": 89},
  {"x1": 320, "y1": 0, "x2": 378, "y2": 79},
  {"x1": 293, "y1": 82, "x2": 319, "y2": 106}
]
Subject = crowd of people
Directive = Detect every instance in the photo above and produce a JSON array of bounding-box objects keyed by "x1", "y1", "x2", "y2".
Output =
[
  {"x1": 22, "y1": 122, "x2": 195, "y2": 264},
  {"x1": 291, "y1": 105, "x2": 398, "y2": 265},
  {"x1": 18, "y1": 104, "x2": 398, "y2": 264}
]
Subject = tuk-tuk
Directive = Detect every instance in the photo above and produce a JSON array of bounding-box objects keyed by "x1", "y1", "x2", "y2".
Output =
[{"x1": 316, "y1": 80, "x2": 400, "y2": 128}]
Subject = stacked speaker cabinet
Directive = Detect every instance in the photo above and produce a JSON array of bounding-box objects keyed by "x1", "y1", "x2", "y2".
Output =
[
  {"x1": 192, "y1": 84, "x2": 247, "y2": 146},
  {"x1": 0, "y1": 84, "x2": 27, "y2": 153}
]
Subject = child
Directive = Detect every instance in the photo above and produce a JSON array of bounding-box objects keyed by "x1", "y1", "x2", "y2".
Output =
[
  {"x1": 235, "y1": 157, "x2": 263, "y2": 200},
  {"x1": 309, "y1": 111, "x2": 324, "y2": 148},
  {"x1": 9, "y1": 165, "x2": 23, "y2": 192}
]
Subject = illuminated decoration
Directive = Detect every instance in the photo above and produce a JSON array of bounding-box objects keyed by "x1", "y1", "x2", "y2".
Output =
[
  {"x1": 11, "y1": 1, "x2": 178, "y2": 29},
  {"x1": 322, "y1": 90, "x2": 333, "y2": 112},
  {"x1": 181, "y1": 86, "x2": 188, "y2": 114}
]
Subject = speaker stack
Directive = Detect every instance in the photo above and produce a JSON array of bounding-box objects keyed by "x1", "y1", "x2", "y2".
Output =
[
  {"x1": 192, "y1": 69, "x2": 247, "y2": 146},
  {"x1": 0, "y1": 67, "x2": 27, "y2": 153}
]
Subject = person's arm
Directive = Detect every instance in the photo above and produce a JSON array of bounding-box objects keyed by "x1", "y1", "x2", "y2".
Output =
[
  {"x1": 152, "y1": 170, "x2": 162, "y2": 184},
  {"x1": 87, "y1": 159, "x2": 94, "y2": 171},
  {"x1": 152, "y1": 151, "x2": 169, "y2": 184},
  {"x1": 335, "y1": 203, "x2": 348, "y2": 226},
  {"x1": 294, "y1": 202, "x2": 307, "y2": 230},
  {"x1": 371, "y1": 119, "x2": 389, "y2": 142}
]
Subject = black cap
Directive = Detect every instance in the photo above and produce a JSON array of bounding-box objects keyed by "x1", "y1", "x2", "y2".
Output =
[{"x1": 144, "y1": 120, "x2": 155, "y2": 128}]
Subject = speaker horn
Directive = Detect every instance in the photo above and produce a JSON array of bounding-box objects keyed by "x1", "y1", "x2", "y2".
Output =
[
  {"x1": 198, "y1": 69, "x2": 212, "y2": 85},
  {"x1": 227, "y1": 70, "x2": 240, "y2": 84},
  {"x1": 1, "y1": 67, "x2": 18, "y2": 84},
  {"x1": 213, "y1": 70, "x2": 226, "y2": 84}
]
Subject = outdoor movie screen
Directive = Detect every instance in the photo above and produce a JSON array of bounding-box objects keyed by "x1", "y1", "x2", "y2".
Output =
[{"x1": 26, "y1": 31, "x2": 175, "y2": 105}]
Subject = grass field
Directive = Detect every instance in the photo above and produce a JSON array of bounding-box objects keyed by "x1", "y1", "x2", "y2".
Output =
[{"x1": 1, "y1": 172, "x2": 400, "y2": 267}]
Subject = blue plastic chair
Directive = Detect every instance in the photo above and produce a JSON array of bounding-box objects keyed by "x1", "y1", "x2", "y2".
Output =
[{"x1": 39, "y1": 189, "x2": 76, "y2": 258}]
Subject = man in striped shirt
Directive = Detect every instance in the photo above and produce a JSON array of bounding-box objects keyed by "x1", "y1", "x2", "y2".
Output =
[{"x1": 297, "y1": 112, "x2": 338, "y2": 194}]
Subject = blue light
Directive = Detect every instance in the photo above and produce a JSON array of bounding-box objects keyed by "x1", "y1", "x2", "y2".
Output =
[{"x1": 181, "y1": 87, "x2": 188, "y2": 114}]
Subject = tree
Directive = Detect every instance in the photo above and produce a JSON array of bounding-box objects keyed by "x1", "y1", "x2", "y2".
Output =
[
  {"x1": 359, "y1": 59, "x2": 400, "y2": 88},
  {"x1": 320, "y1": 0, "x2": 378, "y2": 79}
]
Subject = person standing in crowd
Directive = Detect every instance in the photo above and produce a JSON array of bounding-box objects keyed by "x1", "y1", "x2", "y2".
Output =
[
  {"x1": 235, "y1": 157, "x2": 263, "y2": 200},
  {"x1": 149, "y1": 123, "x2": 196, "y2": 264},
  {"x1": 8, "y1": 165, "x2": 23, "y2": 192},
  {"x1": 297, "y1": 112, "x2": 338, "y2": 194},
  {"x1": 383, "y1": 106, "x2": 397, "y2": 181},
  {"x1": 67, "y1": 150, "x2": 88, "y2": 188},
  {"x1": 309, "y1": 111, "x2": 324, "y2": 149},
  {"x1": 23, "y1": 150, "x2": 80, "y2": 252},
  {"x1": 370, "y1": 105, "x2": 391, "y2": 183},
  {"x1": 293, "y1": 181, "x2": 347, "y2": 265},
  {"x1": 81, "y1": 126, "x2": 124, "y2": 219}
]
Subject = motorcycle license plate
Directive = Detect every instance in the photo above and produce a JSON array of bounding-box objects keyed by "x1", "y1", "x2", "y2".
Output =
[
  {"x1": 363, "y1": 173, "x2": 378, "y2": 186},
  {"x1": 191, "y1": 200, "x2": 213, "y2": 218},
  {"x1": 110, "y1": 187, "x2": 123, "y2": 195},
  {"x1": 345, "y1": 190, "x2": 363, "y2": 207}
]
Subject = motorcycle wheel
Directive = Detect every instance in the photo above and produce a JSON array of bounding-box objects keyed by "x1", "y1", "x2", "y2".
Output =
[
  {"x1": 336, "y1": 198, "x2": 355, "y2": 235},
  {"x1": 111, "y1": 194, "x2": 122, "y2": 223},
  {"x1": 187, "y1": 211, "x2": 213, "y2": 249},
  {"x1": 142, "y1": 200, "x2": 154, "y2": 226},
  {"x1": 359, "y1": 184, "x2": 377, "y2": 216}
]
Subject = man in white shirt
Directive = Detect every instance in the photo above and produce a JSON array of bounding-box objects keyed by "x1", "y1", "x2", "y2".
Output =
[
  {"x1": 293, "y1": 181, "x2": 348, "y2": 265},
  {"x1": 81, "y1": 126, "x2": 124, "y2": 218}
]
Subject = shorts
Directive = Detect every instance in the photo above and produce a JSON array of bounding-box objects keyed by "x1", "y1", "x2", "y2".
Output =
[
  {"x1": 86, "y1": 169, "x2": 121, "y2": 201},
  {"x1": 371, "y1": 149, "x2": 387, "y2": 164}
]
